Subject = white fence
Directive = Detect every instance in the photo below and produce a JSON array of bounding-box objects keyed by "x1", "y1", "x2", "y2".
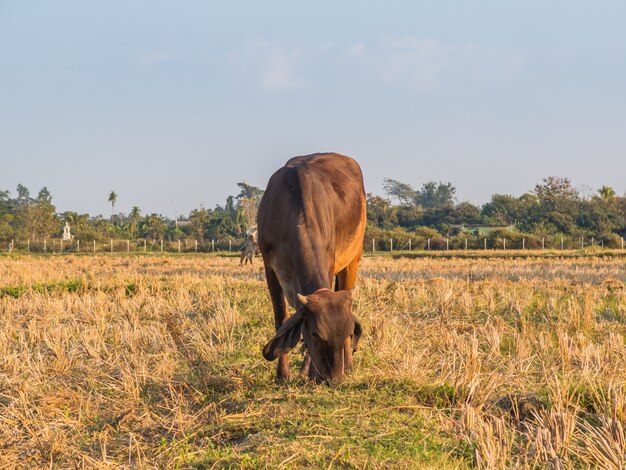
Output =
[
  {"x1": 3, "y1": 238, "x2": 244, "y2": 254},
  {"x1": 3, "y1": 235, "x2": 625, "y2": 254}
]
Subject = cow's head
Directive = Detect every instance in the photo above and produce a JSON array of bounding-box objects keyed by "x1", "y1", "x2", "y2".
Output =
[{"x1": 262, "y1": 289, "x2": 362, "y2": 383}]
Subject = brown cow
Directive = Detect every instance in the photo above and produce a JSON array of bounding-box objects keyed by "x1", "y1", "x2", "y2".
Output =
[{"x1": 258, "y1": 153, "x2": 366, "y2": 383}]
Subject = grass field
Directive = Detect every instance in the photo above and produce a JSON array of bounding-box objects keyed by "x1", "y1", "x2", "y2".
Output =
[{"x1": 1, "y1": 253, "x2": 625, "y2": 468}]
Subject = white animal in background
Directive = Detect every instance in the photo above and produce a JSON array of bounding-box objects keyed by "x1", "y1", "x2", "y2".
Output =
[{"x1": 240, "y1": 226, "x2": 260, "y2": 265}]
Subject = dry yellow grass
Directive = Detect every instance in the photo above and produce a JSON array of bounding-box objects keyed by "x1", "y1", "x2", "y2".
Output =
[{"x1": 0, "y1": 253, "x2": 625, "y2": 468}]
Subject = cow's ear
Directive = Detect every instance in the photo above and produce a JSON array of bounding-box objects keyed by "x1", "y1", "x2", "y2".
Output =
[
  {"x1": 352, "y1": 318, "x2": 362, "y2": 352},
  {"x1": 262, "y1": 310, "x2": 304, "y2": 361}
]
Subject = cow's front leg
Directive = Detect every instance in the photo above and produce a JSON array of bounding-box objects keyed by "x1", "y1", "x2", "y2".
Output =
[
  {"x1": 300, "y1": 351, "x2": 311, "y2": 377},
  {"x1": 264, "y1": 266, "x2": 291, "y2": 382}
]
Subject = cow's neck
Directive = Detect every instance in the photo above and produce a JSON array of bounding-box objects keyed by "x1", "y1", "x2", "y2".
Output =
[
  {"x1": 294, "y1": 256, "x2": 331, "y2": 294},
  {"x1": 293, "y1": 223, "x2": 332, "y2": 294}
]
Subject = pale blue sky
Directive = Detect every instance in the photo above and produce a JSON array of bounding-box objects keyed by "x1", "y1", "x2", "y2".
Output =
[{"x1": 1, "y1": 1, "x2": 625, "y2": 217}]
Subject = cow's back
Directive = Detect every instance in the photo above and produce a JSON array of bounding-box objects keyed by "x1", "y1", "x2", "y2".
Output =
[{"x1": 258, "y1": 153, "x2": 365, "y2": 297}]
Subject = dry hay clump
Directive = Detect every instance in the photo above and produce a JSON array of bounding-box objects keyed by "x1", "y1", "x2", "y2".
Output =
[{"x1": 0, "y1": 253, "x2": 625, "y2": 468}]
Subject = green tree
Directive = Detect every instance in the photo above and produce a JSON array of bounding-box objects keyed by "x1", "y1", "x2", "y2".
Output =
[
  {"x1": 534, "y1": 177, "x2": 578, "y2": 210},
  {"x1": 206, "y1": 212, "x2": 237, "y2": 240},
  {"x1": 108, "y1": 191, "x2": 118, "y2": 221},
  {"x1": 0, "y1": 213, "x2": 13, "y2": 239},
  {"x1": 188, "y1": 208, "x2": 211, "y2": 241},
  {"x1": 15, "y1": 199, "x2": 59, "y2": 239},
  {"x1": 531, "y1": 177, "x2": 579, "y2": 233},
  {"x1": 0, "y1": 190, "x2": 12, "y2": 217},
  {"x1": 141, "y1": 214, "x2": 168, "y2": 240},
  {"x1": 236, "y1": 182, "x2": 264, "y2": 200},
  {"x1": 129, "y1": 206, "x2": 141, "y2": 239},
  {"x1": 89, "y1": 216, "x2": 117, "y2": 240},
  {"x1": 61, "y1": 212, "x2": 91, "y2": 238},
  {"x1": 16, "y1": 184, "x2": 31, "y2": 205},
  {"x1": 481, "y1": 193, "x2": 538, "y2": 228},
  {"x1": 383, "y1": 178, "x2": 417, "y2": 206},
  {"x1": 396, "y1": 204, "x2": 423, "y2": 229},
  {"x1": 452, "y1": 202, "x2": 482, "y2": 225},
  {"x1": 366, "y1": 194, "x2": 398, "y2": 229},
  {"x1": 236, "y1": 182, "x2": 264, "y2": 229},
  {"x1": 414, "y1": 181, "x2": 456, "y2": 209},
  {"x1": 598, "y1": 186, "x2": 616, "y2": 201},
  {"x1": 37, "y1": 187, "x2": 52, "y2": 203}
]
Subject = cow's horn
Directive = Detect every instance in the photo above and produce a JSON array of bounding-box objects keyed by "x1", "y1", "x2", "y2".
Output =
[{"x1": 297, "y1": 293, "x2": 309, "y2": 306}]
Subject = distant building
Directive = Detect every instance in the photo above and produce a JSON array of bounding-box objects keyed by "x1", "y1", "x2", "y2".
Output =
[
  {"x1": 458, "y1": 225, "x2": 517, "y2": 237},
  {"x1": 175, "y1": 219, "x2": 191, "y2": 228}
]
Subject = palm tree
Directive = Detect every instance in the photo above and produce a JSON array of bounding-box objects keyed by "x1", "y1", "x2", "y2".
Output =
[
  {"x1": 108, "y1": 191, "x2": 118, "y2": 221},
  {"x1": 598, "y1": 186, "x2": 616, "y2": 201},
  {"x1": 129, "y1": 206, "x2": 141, "y2": 239}
]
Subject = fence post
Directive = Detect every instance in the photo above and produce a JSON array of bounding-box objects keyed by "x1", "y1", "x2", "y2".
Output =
[
  {"x1": 542, "y1": 238, "x2": 545, "y2": 250},
  {"x1": 408, "y1": 239, "x2": 411, "y2": 251},
  {"x1": 27, "y1": 239, "x2": 30, "y2": 252},
  {"x1": 465, "y1": 238, "x2": 468, "y2": 250},
  {"x1": 372, "y1": 239, "x2": 375, "y2": 253},
  {"x1": 522, "y1": 238, "x2": 525, "y2": 250},
  {"x1": 390, "y1": 239, "x2": 393, "y2": 251},
  {"x1": 60, "y1": 239, "x2": 63, "y2": 252},
  {"x1": 178, "y1": 240, "x2": 181, "y2": 253},
  {"x1": 77, "y1": 239, "x2": 80, "y2": 252},
  {"x1": 427, "y1": 238, "x2": 430, "y2": 251},
  {"x1": 503, "y1": 238, "x2": 506, "y2": 250},
  {"x1": 484, "y1": 238, "x2": 487, "y2": 250},
  {"x1": 591, "y1": 237, "x2": 594, "y2": 247},
  {"x1": 561, "y1": 237, "x2": 564, "y2": 250},
  {"x1": 212, "y1": 239, "x2": 215, "y2": 252},
  {"x1": 127, "y1": 240, "x2": 130, "y2": 253},
  {"x1": 581, "y1": 237, "x2": 584, "y2": 250},
  {"x1": 195, "y1": 239, "x2": 198, "y2": 252},
  {"x1": 446, "y1": 238, "x2": 449, "y2": 251},
  {"x1": 93, "y1": 239, "x2": 96, "y2": 253},
  {"x1": 161, "y1": 239, "x2": 164, "y2": 252},
  {"x1": 44, "y1": 238, "x2": 47, "y2": 253}
]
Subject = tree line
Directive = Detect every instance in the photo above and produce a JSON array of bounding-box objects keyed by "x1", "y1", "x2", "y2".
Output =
[
  {"x1": 0, "y1": 182, "x2": 264, "y2": 246},
  {"x1": 1, "y1": 176, "x2": 625, "y2": 250},
  {"x1": 368, "y1": 177, "x2": 626, "y2": 249}
]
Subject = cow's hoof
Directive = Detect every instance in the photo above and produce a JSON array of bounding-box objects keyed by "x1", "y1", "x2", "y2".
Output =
[{"x1": 276, "y1": 374, "x2": 290, "y2": 384}]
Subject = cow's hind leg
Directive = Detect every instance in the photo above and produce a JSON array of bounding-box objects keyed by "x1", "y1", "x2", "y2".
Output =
[
  {"x1": 336, "y1": 253, "x2": 361, "y2": 290},
  {"x1": 336, "y1": 254, "x2": 362, "y2": 374},
  {"x1": 264, "y1": 266, "x2": 291, "y2": 382}
]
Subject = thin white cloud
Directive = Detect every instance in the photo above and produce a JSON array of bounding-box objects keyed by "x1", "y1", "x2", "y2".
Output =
[
  {"x1": 347, "y1": 42, "x2": 367, "y2": 58},
  {"x1": 230, "y1": 42, "x2": 302, "y2": 92},
  {"x1": 261, "y1": 49, "x2": 300, "y2": 91},
  {"x1": 228, "y1": 37, "x2": 523, "y2": 93},
  {"x1": 344, "y1": 36, "x2": 525, "y2": 92},
  {"x1": 382, "y1": 37, "x2": 448, "y2": 91}
]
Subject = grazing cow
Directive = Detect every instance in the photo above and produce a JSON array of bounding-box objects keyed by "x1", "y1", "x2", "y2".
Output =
[
  {"x1": 258, "y1": 153, "x2": 366, "y2": 383},
  {"x1": 239, "y1": 226, "x2": 260, "y2": 265}
]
